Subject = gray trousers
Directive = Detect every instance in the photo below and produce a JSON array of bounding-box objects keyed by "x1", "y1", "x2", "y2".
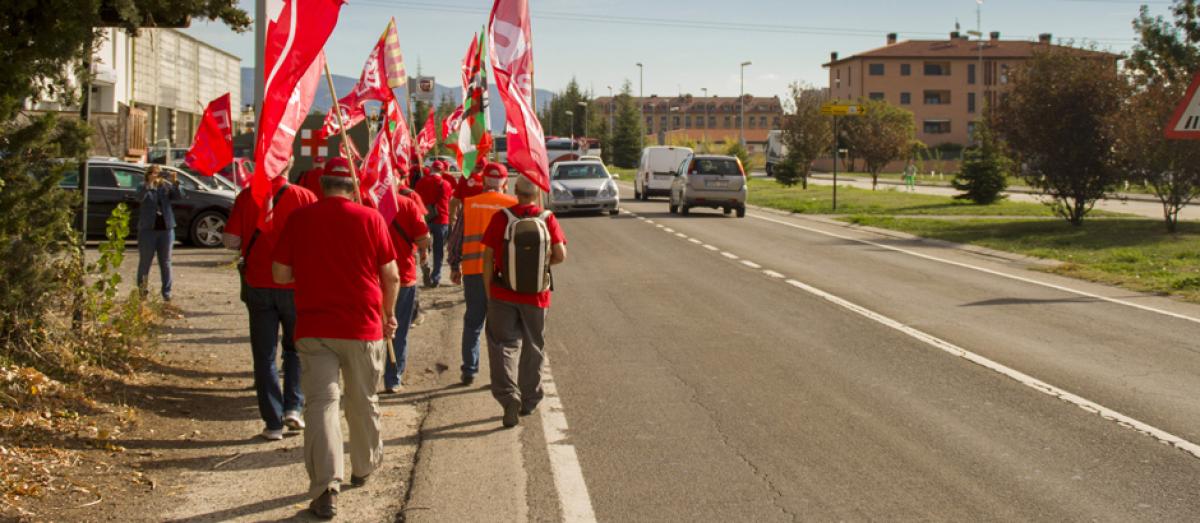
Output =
[
  {"x1": 296, "y1": 337, "x2": 386, "y2": 498},
  {"x1": 485, "y1": 298, "x2": 547, "y2": 410}
]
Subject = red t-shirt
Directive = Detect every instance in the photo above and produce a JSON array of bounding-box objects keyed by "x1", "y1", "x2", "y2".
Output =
[
  {"x1": 298, "y1": 168, "x2": 325, "y2": 199},
  {"x1": 272, "y1": 197, "x2": 398, "y2": 341},
  {"x1": 481, "y1": 204, "x2": 566, "y2": 308},
  {"x1": 398, "y1": 187, "x2": 425, "y2": 210},
  {"x1": 388, "y1": 196, "x2": 431, "y2": 286},
  {"x1": 440, "y1": 172, "x2": 458, "y2": 188},
  {"x1": 227, "y1": 182, "x2": 317, "y2": 289},
  {"x1": 454, "y1": 173, "x2": 485, "y2": 201},
  {"x1": 415, "y1": 174, "x2": 453, "y2": 225}
]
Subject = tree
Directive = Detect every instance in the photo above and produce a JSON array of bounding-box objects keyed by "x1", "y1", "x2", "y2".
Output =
[
  {"x1": 724, "y1": 141, "x2": 751, "y2": 171},
  {"x1": 539, "y1": 78, "x2": 588, "y2": 138},
  {"x1": 951, "y1": 120, "x2": 1010, "y2": 204},
  {"x1": 1121, "y1": 0, "x2": 1200, "y2": 232},
  {"x1": 0, "y1": 2, "x2": 248, "y2": 371},
  {"x1": 610, "y1": 81, "x2": 643, "y2": 168},
  {"x1": 778, "y1": 83, "x2": 830, "y2": 189},
  {"x1": 842, "y1": 99, "x2": 914, "y2": 190},
  {"x1": 993, "y1": 48, "x2": 1126, "y2": 226}
]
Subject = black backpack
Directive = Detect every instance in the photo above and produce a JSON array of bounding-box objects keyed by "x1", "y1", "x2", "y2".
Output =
[{"x1": 494, "y1": 208, "x2": 553, "y2": 294}]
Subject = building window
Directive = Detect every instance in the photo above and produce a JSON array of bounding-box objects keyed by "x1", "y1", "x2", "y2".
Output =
[
  {"x1": 900, "y1": 92, "x2": 911, "y2": 105},
  {"x1": 773, "y1": 117, "x2": 781, "y2": 127},
  {"x1": 696, "y1": 117, "x2": 704, "y2": 129},
  {"x1": 760, "y1": 116, "x2": 768, "y2": 127},
  {"x1": 869, "y1": 63, "x2": 884, "y2": 76},
  {"x1": 967, "y1": 92, "x2": 976, "y2": 113},
  {"x1": 868, "y1": 92, "x2": 885, "y2": 101},
  {"x1": 724, "y1": 116, "x2": 732, "y2": 128},
  {"x1": 646, "y1": 116, "x2": 653, "y2": 129},
  {"x1": 1000, "y1": 64, "x2": 1010, "y2": 85},
  {"x1": 685, "y1": 115, "x2": 692, "y2": 127},
  {"x1": 923, "y1": 62, "x2": 950, "y2": 76},
  {"x1": 923, "y1": 120, "x2": 951, "y2": 134},
  {"x1": 924, "y1": 90, "x2": 951, "y2": 105},
  {"x1": 673, "y1": 116, "x2": 680, "y2": 127},
  {"x1": 748, "y1": 116, "x2": 756, "y2": 128},
  {"x1": 968, "y1": 64, "x2": 976, "y2": 85},
  {"x1": 900, "y1": 63, "x2": 911, "y2": 76},
  {"x1": 660, "y1": 116, "x2": 667, "y2": 128},
  {"x1": 710, "y1": 116, "x2": 717, "y2": 127}
]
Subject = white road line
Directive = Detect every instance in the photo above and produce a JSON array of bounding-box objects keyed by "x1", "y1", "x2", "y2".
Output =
[
  {"x1": 703, "y1": 244, "x2": 719, "y2": 251},
  {"x1": 539, "y1": 359, "x2": 598, "y2": 522},
  {"x1": 675, "y1": 233, "x2": 688, "y2": 239},
  {"x1": 751, "y1": 213, "x2": 1200, "y2": 326},
  {"x1": 664, "y1": 227, "x2": 676, "y2": 233},
  {"x1": 646, "y1": 220, "x2": 655, "y2": 224},
  {"x1": 655, "y1": 224, "x2": 664, "y2": 229},
  {"x1": 637, "y1": 216, "x2": 647, "y2": 221},
  {"x1": 688, "y1": 238, "x2": 704, "y2": 245},
  {"x1": 721, "y1": 252, "x2": 739, "y2": 260},
  {"x1": 763, "y1": 270, "x2": 785, "y2": 279},
  {"x1": 741, "y1": 260, "x2": 762, "y2": 269},
  {"x1": 780, "y1": 277, "x2": 1200, "y2": 461}
]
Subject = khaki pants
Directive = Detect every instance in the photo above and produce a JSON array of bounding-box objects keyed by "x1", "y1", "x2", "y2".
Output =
[
  {"x1": 485, "y1": 298, "x2": 547, "y2": 410},
  {"x1": 296, "y1": 337, "x2": 386, "y2": 498}
]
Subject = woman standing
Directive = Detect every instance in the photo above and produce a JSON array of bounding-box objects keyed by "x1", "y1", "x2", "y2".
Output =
[{"x1": 137, "y1": 165, "x2": 183, "y2": 301}]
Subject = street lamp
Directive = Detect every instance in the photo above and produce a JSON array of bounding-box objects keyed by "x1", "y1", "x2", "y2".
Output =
[
  {"x1": 740, "y1": 60, "x2": 752, "y2": 149},
  {"x1": 701, "y1": 87, "x2": 708, "y2": 146},
  {"x1": 637, "y1": 62, "x2": 644, "y2": 151},
  {"x1": 607, "y1": 85, "x2": 614, "y2": 138},
  {"x1": 578, "y1": 101, "x2": 589, "y2": 155},
  {"x1": 565, "y1": 110, "x2": 575, "y2": 144}
]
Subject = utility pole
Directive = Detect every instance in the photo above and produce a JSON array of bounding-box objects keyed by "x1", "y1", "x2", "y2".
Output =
[
  {"x1": 739, "y1": 61, "x2": 752, "y2": 148},
  {"x1": 77, "y1": 30, "x2": 95, "y2": 248},
  {"x1": 701, "y1": 87, "x2": 708, "y2": 146},
  {"x1": 607, "y1": 85, "x2": 614, "y2": 138},
  {"x1": 254, "y1": 0, "x2": 266, "y2": 129},
  {"x1": 637, "y1": 62, "x2": 644, "y2": 152}
]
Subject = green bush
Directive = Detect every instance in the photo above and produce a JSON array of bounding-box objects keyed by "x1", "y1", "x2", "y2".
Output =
[
  {"x1": 952, "y1": 122, "x2": 1009, "y2": 204},
  {"x1": 773, "y1": 155, "x2": 806, "y2": 188},
  {"x1": 725, "y1": 141, "x2": 751, "y2": 170}
]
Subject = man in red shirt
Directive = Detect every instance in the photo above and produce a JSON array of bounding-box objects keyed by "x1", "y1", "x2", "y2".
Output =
[
  {"x1": 383, "y1": 183, "x2": 431, "y2": 393},
  {"x1": 271, "y1": 162, "x2": 400, "y2": 519},
  {"x1": 449, "y1": 161, "x2": 485, "y2": 228},
  {"x1": 296, "y1": 156, "x2": 326, "y2": 197},
  {"x1": 415, "y1": 161, "x2": 453, "y2": 288},
  {"x1": 481, "y1": 176, "x2": 568, "y2": 428},
  {"x1": 223, "y1": 162, "x2": 317, "y2": 441}
]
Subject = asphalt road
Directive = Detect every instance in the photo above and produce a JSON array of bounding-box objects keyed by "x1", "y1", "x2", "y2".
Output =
[{"x1": 508, "y1": 188, "x2": 1200, "y2": 521}]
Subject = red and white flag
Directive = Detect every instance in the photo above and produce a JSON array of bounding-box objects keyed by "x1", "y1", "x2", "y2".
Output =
[
  {"x1": 441, "y1": 104, "x2": 464, "y2": 143},
  {"x1": 489, "y1": 0, "x2": 549, "y2": 191},
  {"x1": 384, "y1": 97, "x2": 413, "y2": 176},
  {"x1": 416, "y1": 107, "x2": 437, "y2": 156},
  {"x1": 361, "y1": 129, "x2": 403, "y2": 222},
  {"x1": 317, "y1": 92, "x2": 366, "y2": 139},
  {"x1": 184, "y1": 93, "x2": 233, "y2": 176},
  {"x1": 254, "y1": 0, "x2": 343, "y2": 225}
]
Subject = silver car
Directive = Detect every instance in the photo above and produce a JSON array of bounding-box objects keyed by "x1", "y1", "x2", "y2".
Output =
[
  {"x1": 669, "y1": 154, "x2": 748, "y2": 218},
  {"x1": 550, "y1": 161, "x2": 620, "y2": 215}
]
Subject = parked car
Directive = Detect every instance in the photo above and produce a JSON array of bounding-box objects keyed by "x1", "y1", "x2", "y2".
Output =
[
  {"x1": 148, "y1": 147, "x2": 190, "y2": 167},
  {"x1": 765, "y1": 130, "x2": 787, "y2": 177},
  {"x1": 669, "y1": 154, "x2": 747, "y2": 218},
  {"x1": 635, "y1": 146, "x2": 692, "y2": 201},
  {"x1": 549, "y1": 161, "x2": 620, "y2": 216},
  {"x1": 162, "y1": 164, "x2": 239, "y2": 193},
  {"x1": 59, "y1": 160, "x2": 236, "y2": 247}
]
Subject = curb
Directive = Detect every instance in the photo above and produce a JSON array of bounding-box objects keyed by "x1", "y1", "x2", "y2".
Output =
[{"x1": 805, "y1": 174, "x2": 1172, "y2": 205}]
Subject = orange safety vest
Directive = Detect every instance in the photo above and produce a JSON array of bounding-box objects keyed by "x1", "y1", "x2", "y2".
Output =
[{"x1": 461, "y1": 190, "x2": 518, "y2": 275}]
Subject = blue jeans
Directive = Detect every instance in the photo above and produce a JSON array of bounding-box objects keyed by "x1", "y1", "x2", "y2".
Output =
[
  {"x1": 136, "y1": 228, "x2": 173, "y2": 299},
  {"x1": 245, "y1": 286, "x2": 303, "y2": 430},
  {"x1": 384, "y1": 285, "x2": 418, "y2": 389},
  {"x1": 461, "y1": 274, "x2": 488, "y2": 376},
  {"x1": 427, "y1": 222, "x2": 448, "y2": 284}
]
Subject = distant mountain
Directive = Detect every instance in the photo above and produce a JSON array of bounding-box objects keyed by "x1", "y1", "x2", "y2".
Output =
[{"x1": 240, "y1": 68, "x2": 555, "y2": 134}]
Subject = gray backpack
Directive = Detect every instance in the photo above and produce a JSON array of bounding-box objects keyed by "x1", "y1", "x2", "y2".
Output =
[{"x1": 495, "y1": 208, "x2": 553, "y2": 294}]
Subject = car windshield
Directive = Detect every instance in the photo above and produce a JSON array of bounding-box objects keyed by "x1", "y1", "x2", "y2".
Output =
[
  {"x1": 553, "y1": 164, "x2": 607, "y2": 180},
  {"x1": 692, "y1": 159, "x2": 741, "y2": 176}
]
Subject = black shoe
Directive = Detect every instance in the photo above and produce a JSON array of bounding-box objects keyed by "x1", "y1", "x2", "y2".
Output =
[
  {"x1": 309, "y1": 489, "x2": 337, "y2": 519},
  {"x1": 350, "y1": 473, "x2": 370, "y2": 487},
  {"x1": 461, "y1": 373, "x2": 475, "y2": 386},
  {"x1": 520, "y1": 404, "x2": 537, "y2": 416},
  {"x1": 502, "y1": 402, "x2": 521, "y2": 428}
]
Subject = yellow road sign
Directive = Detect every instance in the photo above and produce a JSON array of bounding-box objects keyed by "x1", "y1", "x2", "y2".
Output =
[{"x1": 820, "y1": 103, "x2": 866, "y2": 116}]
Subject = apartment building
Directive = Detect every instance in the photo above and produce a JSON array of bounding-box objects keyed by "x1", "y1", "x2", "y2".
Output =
[
  {"x1": 592, "y1": 95, "x2": 784, "y2": 152},
  {"x1": 824, "y1": 32, "x2": 1116, "y2": 146}
]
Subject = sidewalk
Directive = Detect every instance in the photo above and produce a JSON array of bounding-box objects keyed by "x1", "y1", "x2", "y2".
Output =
[{"x1": 803, "y1": 173, "x2": 1198, "y2": 221}]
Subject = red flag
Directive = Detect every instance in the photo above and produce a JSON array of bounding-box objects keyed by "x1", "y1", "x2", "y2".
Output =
[
  {"x1": 384, "y1": 97, "x2": 413, "y2": 175},
  {"x1": 441, "y1": 104, "x2": 464, "y2": 143},
  {"x1": 349, "y1": 25, "x2": 400, "y2": 106},
  {"x1": 317, "y1": 92, "x2": 366, "y2": 139},
  {"x1": 184, "y1": 93, "x2": 233, "y2": 176},
  {"x1": 361, "y1": 129, "x2": 403, "y2": 222},
  {"x1": 489, "y1": 0, "x2": 550, "y2": 191},
  {"x1": 416, "y1": 108, "x2": 437, "y2": 156},
  {"x1": 254, "y1": 0, "x2": 343, "y2": 220}
]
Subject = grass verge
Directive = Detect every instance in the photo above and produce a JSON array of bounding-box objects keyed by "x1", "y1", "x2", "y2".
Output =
[
  {"x1": 747, "y1": 179, "x2": 1106, "y2": 217},
  {"x1": 845, "y1": 216, "x2": 1200, "y2": 302}
]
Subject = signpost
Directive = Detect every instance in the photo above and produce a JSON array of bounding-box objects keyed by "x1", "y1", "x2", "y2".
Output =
[
  {"x1": 820, "y1": 102, "x2": 866, "y2": 210},
  {"x1": 1165, "y1": 72, "x2": 1200, "y2": 140}
]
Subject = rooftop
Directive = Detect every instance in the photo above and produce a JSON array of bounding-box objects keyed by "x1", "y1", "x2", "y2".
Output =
[
  {"x1": 825, "y1": 33, "x2": 1118, "y2": 67},
  {"x1": 593, "y1": 95, "x2": 783, "y2": 114}
]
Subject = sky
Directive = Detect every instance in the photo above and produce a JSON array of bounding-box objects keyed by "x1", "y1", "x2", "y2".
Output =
[{"x1": 185, "y1": 0, "x2": 1176, "y2": 102}]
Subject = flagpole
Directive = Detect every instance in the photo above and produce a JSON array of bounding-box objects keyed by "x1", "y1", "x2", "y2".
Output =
[{"x1": 323, "y1": 60, "x2": 362, "y2": 204}]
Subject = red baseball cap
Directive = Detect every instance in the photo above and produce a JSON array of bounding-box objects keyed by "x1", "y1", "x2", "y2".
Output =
[
  {"x1": 433, "y1": 160, "x2": 448, "y2": 172},
  {"x1": 482, "y1": 162, "x2": 508, "y2": 181},
  {"x1": 324, "y1": 157, "x2": 352, "y2": 178},
  {"x1": 423, "y1": 166, "x2": 431, "y2": 176}
]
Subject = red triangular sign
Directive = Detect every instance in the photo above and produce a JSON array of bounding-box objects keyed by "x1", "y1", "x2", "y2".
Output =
[{"x1": 1165, "y1": 72, "x2": 1200, "y2": 140}]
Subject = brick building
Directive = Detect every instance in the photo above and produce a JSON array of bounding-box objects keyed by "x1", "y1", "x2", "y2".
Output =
[
  {"x1": 592, "y1": 95, "x2": 784, "y2": 152},
  {"x1": 824, "y1": 32, "x2": 1116, "y2": 146}
]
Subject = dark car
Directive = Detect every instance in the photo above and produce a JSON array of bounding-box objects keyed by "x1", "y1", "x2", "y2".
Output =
[{"x1": 60, "y1": 160, "x2": 236, "y2": 248}]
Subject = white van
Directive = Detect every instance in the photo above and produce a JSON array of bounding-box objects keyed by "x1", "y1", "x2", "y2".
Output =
[{"x1": 634, "y1": 146, "x2": 693, "y2": 201}]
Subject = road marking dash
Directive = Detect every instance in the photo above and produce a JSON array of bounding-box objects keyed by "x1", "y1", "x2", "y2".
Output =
[
  {"x1": 741, "y1": 260, "x2": 762, "y2": 269},
  {"x1": 721, "y1": 252, "x2": 739, "y2": 260},
  {"x1": 689, "y1": 238, "x2": 703, "y2": 245},
  {"x1": 763, "y1": 270, "x2": 785, "y2": 279},
  {"x1": 539, "y1": 357, "x2": 598, "y2": 522},
  {"x1": 779, "y1": 277, "x2": 1200, "y2": 461},
  {"x1": 703, "y1": 245, "x2": 719, "y2": 251},
  {"x1": 675, "y1": 233, "x2": 687, "y2": 239},
  {"x1": 664, "y1": 227, "x2": 676, "y2": 233}
]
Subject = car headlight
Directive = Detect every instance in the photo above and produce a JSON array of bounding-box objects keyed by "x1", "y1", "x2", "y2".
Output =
[
  {"x1": 599, "y1": 181, "x2": 618, "y2": 199},
  {"x1": 552, "y1": 183, "x2": 573, "y2": 201}
]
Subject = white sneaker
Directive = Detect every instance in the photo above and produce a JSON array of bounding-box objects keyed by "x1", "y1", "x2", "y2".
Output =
[
  {"x1": 283, "y1": 411, "x2": 305, "y2": 431},
  {"x1": 259, "y1": 428, "x2": 284, "y2": 441}
]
